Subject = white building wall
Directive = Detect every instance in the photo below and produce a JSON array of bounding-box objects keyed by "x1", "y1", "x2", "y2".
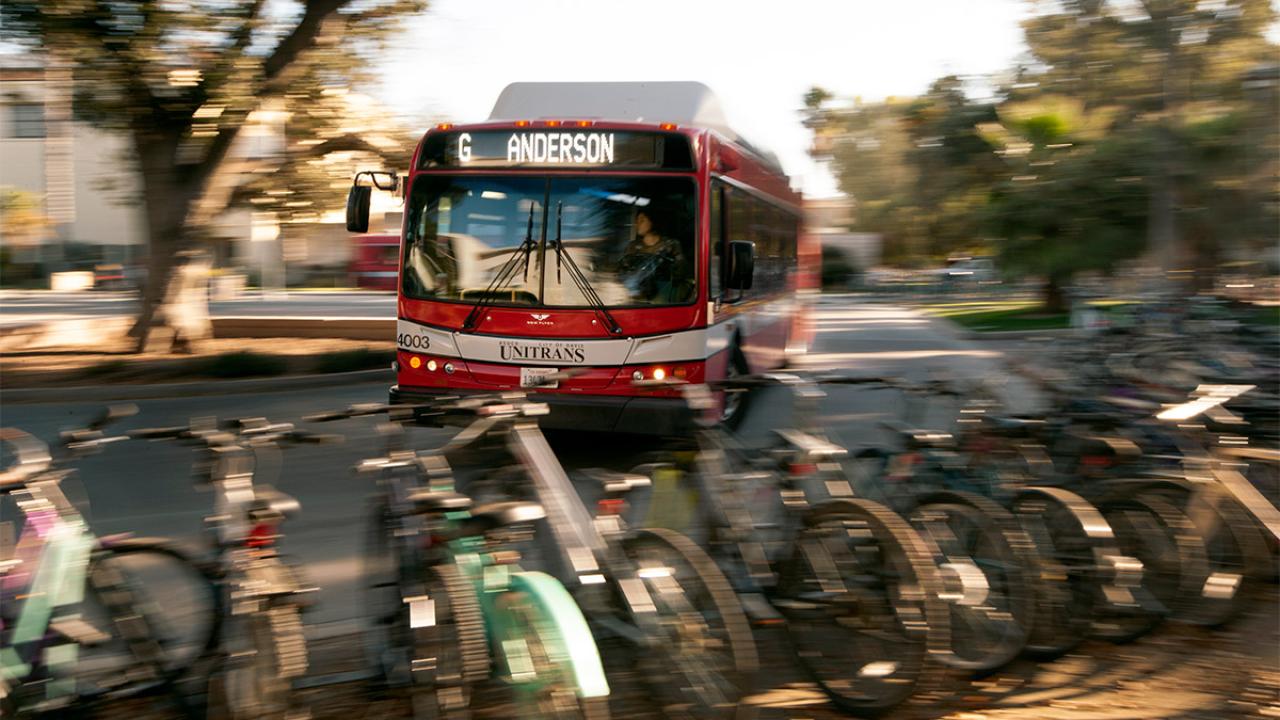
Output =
[
  {"x1": 70, "y1": 126, "x2": 145, "y2": 247},
  {"x1": 0, "y1": 141, "x2": 45, "y2": 192}
]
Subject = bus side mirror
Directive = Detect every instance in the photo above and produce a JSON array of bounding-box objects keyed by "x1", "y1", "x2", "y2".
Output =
[
  {"x1": 726, "y1": 240, "x2": 755, "y2": 290},
  {"x1": 346, "y1": 184, "x2": 371, "y2": 233}
]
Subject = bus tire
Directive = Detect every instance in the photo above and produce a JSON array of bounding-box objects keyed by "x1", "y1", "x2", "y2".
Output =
[{"x1": 721, "y1": 347, "x2": 751, "y2": 430}]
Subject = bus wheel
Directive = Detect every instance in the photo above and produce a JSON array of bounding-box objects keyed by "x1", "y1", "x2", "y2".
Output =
[{"x1": 721, "y1": 349, "x2": 751, "y2": 429}]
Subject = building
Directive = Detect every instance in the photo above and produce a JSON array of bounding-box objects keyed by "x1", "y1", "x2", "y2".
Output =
[
  {"x1": 803, "y1": 195, "x2": 881, "y2": 270},
  {"x1": 1, "y1": 64, "x2": 146, "y2": 272},
  {"x1": 1, "y1": 60, "x2": 406, "y2": 288}
]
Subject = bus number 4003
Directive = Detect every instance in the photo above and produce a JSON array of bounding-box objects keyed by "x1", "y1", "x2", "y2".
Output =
[{"x1": 398, "y1": 333, "x2": 430, "y2": 350}]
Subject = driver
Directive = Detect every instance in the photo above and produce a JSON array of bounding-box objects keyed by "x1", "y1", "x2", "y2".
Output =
[{"x1": 615, "y1": 208, "x2": 688, "y2": 302}]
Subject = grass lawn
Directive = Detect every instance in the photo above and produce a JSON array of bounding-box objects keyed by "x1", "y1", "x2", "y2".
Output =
[
  {"x1": 922, "y1": 300, "x2": 1072, "y2": 332},
  {"x1": 1249, "y1": 305, "x2": 1280, "y2": 327}
]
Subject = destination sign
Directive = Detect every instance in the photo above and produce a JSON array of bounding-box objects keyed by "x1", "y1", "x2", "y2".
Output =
[{"x1": 417, "y1": 130, "x2": 693, "y2": 170}]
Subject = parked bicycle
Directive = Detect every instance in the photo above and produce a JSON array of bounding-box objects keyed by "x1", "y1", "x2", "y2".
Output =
[
  {"x1": 311, "y1": 400, "x2": 609, "y2": 719},
  {"x1": 311, "y1": 384, "x2": 758, "y2": 720},
  {"x1": 130, "y1": 416, "x2": 329, "y2": 720},
  {"x1": 1, "y1": 407, "x2": 221, "y2": 717},
  {"x1": 627, "y1": 373, "x2": 957, "y2": 716}
]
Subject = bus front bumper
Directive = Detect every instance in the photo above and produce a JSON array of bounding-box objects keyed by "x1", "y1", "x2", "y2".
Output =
[{"x1": 389, "y1": 384, "x2": 692, "y2": 436}]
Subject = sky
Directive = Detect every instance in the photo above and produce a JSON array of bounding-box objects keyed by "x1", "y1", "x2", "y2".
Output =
[{"x1": 376, "y1": 0, "x2": 1033, "y2": 199}]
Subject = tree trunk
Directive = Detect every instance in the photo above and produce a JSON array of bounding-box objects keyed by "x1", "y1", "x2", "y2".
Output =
[
  {"x1": 1043, "y1": 273, "x2": 1070, "y2": 314},
  {"x1": 127, "y1": 139, "x2": 209, "y2": 353}
]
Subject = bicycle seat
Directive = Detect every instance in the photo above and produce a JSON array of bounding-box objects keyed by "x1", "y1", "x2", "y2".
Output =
[
  {"x1": 1064, "y1": 432, "x2": 1143, "y2": 458},
  {"x1": 773, "y1": 428, "x2": 848, "y2": 460},
  {"x1": 407, "y1": 489, "x2": 473, "y2": 514},
  {"x1": 577, "y1": 468, "x2": 651, "y2": 495},
  {"x1": 457, "y1": 501, "x2": 546, "y2": 537},
  {"x1": 880, "y1": 420, "x2": 955, "y2": 449},
  {"x1": 249, "y1": 486, "x2": 301, "y2": 520},
  {"x1": 984, "y1": 416, "x2": 1046, "y2": 437}
]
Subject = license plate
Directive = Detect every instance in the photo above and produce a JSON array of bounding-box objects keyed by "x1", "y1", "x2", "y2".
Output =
[{"x1": 520, "y1": 367, "x2": 558, "y2": 389}]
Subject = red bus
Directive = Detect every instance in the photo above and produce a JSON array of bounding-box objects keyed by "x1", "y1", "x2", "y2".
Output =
[
  {"x1": 350, "y1": 234, "x2": 400, "y2": 291},
  {"x1": 348, "y1": 82, "x2": 816, "y2": 432}
]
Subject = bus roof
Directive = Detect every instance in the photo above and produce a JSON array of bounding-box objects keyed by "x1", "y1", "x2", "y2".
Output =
[{"x1": 487, "y1": 81, "x2": 782, "y2": 171}]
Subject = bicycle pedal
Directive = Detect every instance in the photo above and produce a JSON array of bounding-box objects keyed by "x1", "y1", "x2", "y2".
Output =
[{"x1": 739, "y1": 593, "x2": 785, "y2": 626}]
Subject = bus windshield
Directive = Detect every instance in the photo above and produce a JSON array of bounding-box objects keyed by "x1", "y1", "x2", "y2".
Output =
[{"x1": 402, "y1": 175, "x2": 696, "y2": 308}]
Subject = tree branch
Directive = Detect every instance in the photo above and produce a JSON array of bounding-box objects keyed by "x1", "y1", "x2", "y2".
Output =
[
  {"x1": 202, "y1": 0, "x2": 268, "y2": 99},
  {"x1": 261, "y1": 0, "x2": 350, "y2": 94}
]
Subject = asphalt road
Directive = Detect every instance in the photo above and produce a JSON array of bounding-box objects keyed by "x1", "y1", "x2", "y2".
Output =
[{"x1": 0, "y1": 290, "x2": 396, "y2": 325}]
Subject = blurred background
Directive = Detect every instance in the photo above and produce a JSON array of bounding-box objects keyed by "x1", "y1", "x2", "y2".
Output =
[
  {"x1": 0, "y1": 1, "x2": 1275, "y2": 313},
  {"x1": 1, "y1": 1, "x2": 1277, "y2": 718}
]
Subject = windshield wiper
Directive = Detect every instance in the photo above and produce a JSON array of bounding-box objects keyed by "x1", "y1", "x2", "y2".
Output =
[
  {"x1": 550, "y1": 202, "x2": 623, "y2": 335},
  {"x1": 462, "y1": 204, "x2": 538, "y2": 333}
]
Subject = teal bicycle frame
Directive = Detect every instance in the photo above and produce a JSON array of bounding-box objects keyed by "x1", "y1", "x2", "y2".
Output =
[
  {"x1": 453, "y1": 550, "x2": 609, "y2": 700},
  {"x1": 1, "y1": 472, "x2": 100, "y2": 702},
  {"x1": 365, "y1": 432, "x2": 610, "y2": 707}
]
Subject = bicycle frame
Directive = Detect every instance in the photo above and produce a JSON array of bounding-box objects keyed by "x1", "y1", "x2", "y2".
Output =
[
  {"x1": 1, "y1": 475, "x2": 97, "y2": 700},
  {"x1": 444, "y1": 411, "x2": 668, "y2": 646},
  {"x1": 363, "y1": 422, "x2": 611, "y2": 701}
]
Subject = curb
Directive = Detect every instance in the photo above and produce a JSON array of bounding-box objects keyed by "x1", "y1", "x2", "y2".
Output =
[{"x1": 1, "y1": 367, "x2": 393, "y2": 405}]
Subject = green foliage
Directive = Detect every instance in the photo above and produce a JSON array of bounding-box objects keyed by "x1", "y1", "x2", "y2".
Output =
[
  {"x1": 0, "y1": 1, "x2": 428, "y2": 349},
  {"x1": 805, "y1": 0, "x2": 1278, "y2": 293}
]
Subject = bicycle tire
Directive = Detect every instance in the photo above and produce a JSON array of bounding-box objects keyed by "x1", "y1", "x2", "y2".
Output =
[
  {"x1": 363, "y1": 497, "x2": 411, "y2": 687},
  {"x1": 910, "y1": 490, "x2": 1037, "y2": 674},
  {"x1": 1011, "y1": 487, "x2": 1107, "y2": 660},
  {"x1": 776, "y1": 498, "x2": 949, "y2": 717},
  {"x1": 222, "y1": 603, "x2": 307, "y2": 720},
  {"x1": 621, "y1": 526, "x2": 758, "y2": 720},
  {"x1": 407, "y1": 563, "x2": 487, "y2": 720},
  {"x1": 1139, "y1": 480, "x2": 1269, "y2": 626},
  {"x1": 1090, "y1": 491, "x2": 1206, "y2": 642},
  {"x1": 80, "y1": 538, "x2": 223, "y2": 700}
]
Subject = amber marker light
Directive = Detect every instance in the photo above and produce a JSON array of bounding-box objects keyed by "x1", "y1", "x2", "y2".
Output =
[
  {"x1": 435, "y1": 122, "x2": 453, "y2": 130},
  {"x1": 673, "y1": 367, "x2": 688, "y2": 379},
  {"x1": 545, "y1": 119, "x2": 562, "y2": 127},
  {"x1": 576, "y1": 120, "x2": 592, "y2": 127},
  {"x1": 408, "y1": 356, "x2": 422, "y2": 369},
  {"x1": 515, "y1": 120, "x2": 531, "y2": 128},
  {"x1": 659, "y1": 122, "x2": 677, "y2": 131}
]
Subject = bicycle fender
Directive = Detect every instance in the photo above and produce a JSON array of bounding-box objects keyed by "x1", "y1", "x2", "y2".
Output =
[{"x1": 508, "y1": 571, "x2": 610, "y2": 699}]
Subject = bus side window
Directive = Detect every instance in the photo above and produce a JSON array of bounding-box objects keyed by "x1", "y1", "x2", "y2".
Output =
[
  {"x1": 725, "y1": 186, "x2": 751, "y2": 303},
  {"x1": 710, "y1": 181, "x2": 724, "y2": 300}
]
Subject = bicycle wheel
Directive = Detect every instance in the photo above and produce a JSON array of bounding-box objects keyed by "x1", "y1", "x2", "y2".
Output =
[
  {"x1": 1090, "y1": 491, "x2": 1205, "y2": 642},
  {"x1": 1143, "y1": 481, "x2": 1268, "y2": 627},
  {"x1": 621, "y1": 527, "x2": 758, "y2": 720},
  {"x1": 489, "y1": 571, "x2": 608, "y2": 720},
  {"x1": 408, "y1": 563, "x2": 488, "y2": 720},
  {"x1": 1011, "y1": 488, "x2": 1104, "y2": 660},
  {"x1": 363, "y1": 497, "x2": 412, "y2": 686},
  {"x1": 78, "y1": 538, "x2": 222, "y2": 700},
  {"x1": 221, "y1": 602, "x2": 308, "y2": 720},
  {"x1": 775, "y1": 498, "x2": 948, "y2": 717},
  {"x1": 909, "y1": 491, "x2": 1036, "y2": 674}
]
